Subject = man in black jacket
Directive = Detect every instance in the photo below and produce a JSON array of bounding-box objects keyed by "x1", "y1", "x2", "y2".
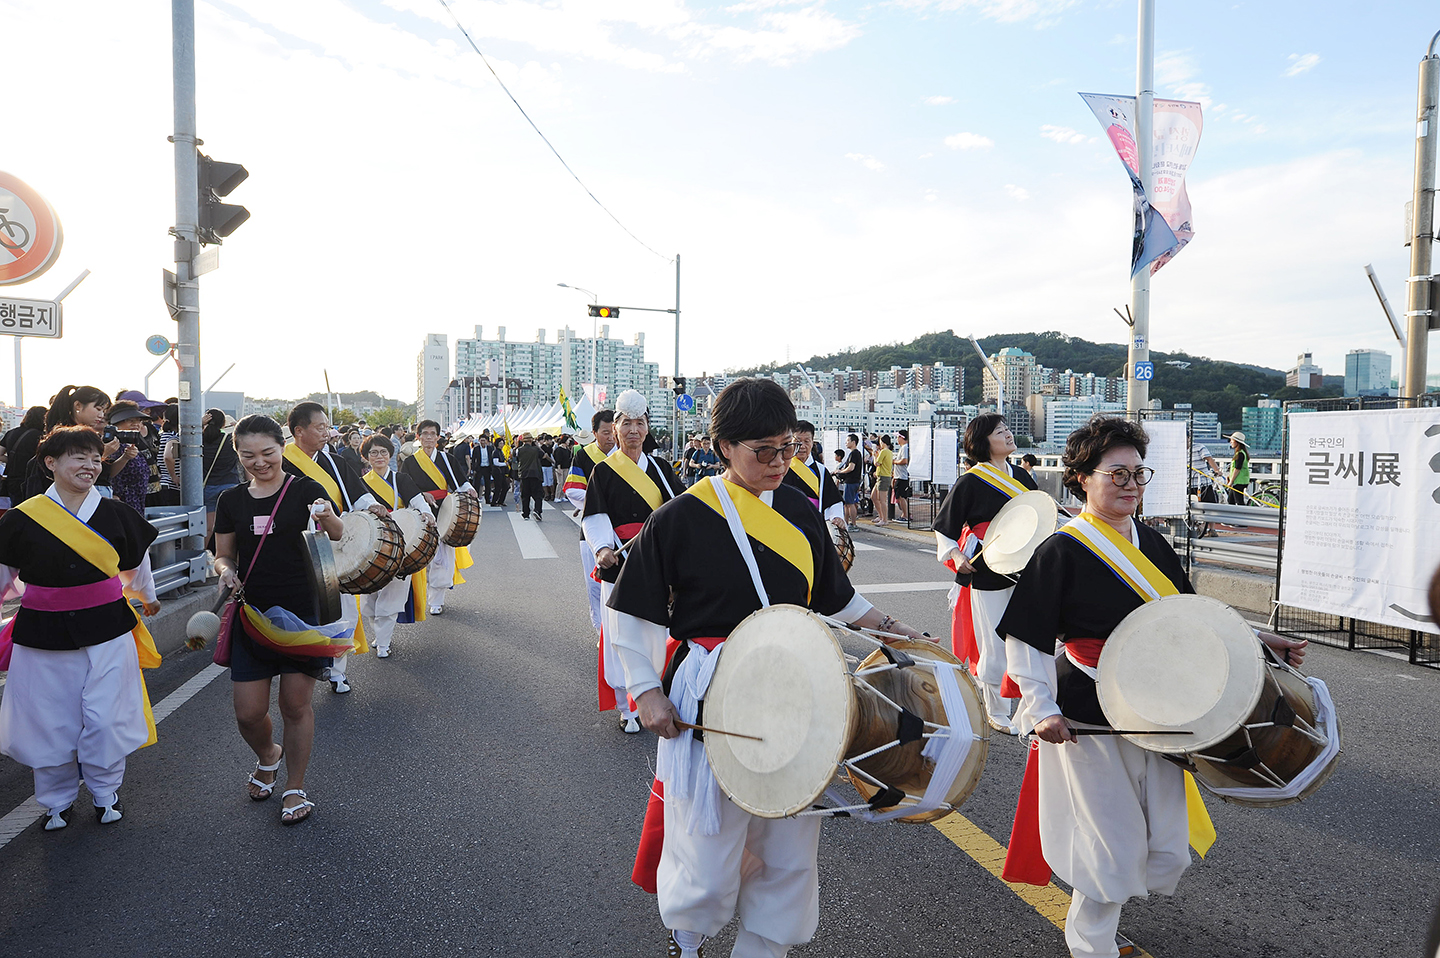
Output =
[{"x1": 515, "y1": 434, "x2": 544, "y2": 519}]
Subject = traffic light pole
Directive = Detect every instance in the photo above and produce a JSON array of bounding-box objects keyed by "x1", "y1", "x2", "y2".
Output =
[{"x1": 171, "y1": 0, "x2": 204, "y2": 517}]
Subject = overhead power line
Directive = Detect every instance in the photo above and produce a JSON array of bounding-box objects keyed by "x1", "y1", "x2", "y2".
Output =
[{"x1": 435, "y1": 0, "x2": 672, "y2": 263}]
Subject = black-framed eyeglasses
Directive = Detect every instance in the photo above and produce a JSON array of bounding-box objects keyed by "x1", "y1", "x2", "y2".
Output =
[
  {"x1": 1093, "y1": 466, "x2": 1155, "y2": 487},
  {"x1": 734, "y1": 439, "x2": 801, "y2": 464}
]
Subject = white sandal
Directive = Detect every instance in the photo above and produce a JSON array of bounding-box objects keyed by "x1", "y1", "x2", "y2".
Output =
[
  {"x1": 279, "y1": 789, "x2": 315, "y2": 826},
  {"x1": 247, "y1": 749, "x2": 283, "y2": 801}
]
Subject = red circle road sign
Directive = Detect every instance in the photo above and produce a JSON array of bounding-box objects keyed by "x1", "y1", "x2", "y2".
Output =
[{"x1": 0, "y1": 171, "x2": 63, "y2": 286}]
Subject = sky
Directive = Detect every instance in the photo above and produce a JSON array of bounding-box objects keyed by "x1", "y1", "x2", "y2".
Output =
[{"x1": 0, "y1": 0, "x2": 1436, "y2": 406}]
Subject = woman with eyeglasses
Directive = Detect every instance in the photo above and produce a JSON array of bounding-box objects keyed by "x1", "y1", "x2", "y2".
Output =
[
  {"x1": 583, "y1": 390, "x2": 681, "y2": 733},
  {"x1": 933, "y1": 412, "x2": 1038, "y2": 734},
  {"x1": 607, "y1": 377, "x2": 929, "y2": 958},
  {"x1": 995, "y1": 417, "x2": 1305, "y2": 958}
]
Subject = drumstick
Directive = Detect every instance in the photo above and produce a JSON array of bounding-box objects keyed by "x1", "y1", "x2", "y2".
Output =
[
  {"x1": 675, "y1": 720, "x2": 764, "y2": 742},
  {"x1": 1069, "y1": 728, "x2": 1194, "y2": 736}
]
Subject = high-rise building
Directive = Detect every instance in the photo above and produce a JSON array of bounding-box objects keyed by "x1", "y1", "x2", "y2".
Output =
[
  {"x1": 1241, "y1": 399, "x2": 1283, "y2": 453},
  {"x1": 1286, "y1": 352, "x2": 1323, "y2": 389},
  {"x1": 1045, "y1": 395, "x2": 1125, "y2": 447},
  {"x1": 451, "y1": 325, "x2": 670, "y2": 430},
  {"x1": 984, "y1": 347, "x2": 1036, "y2": 436},
  {"x1": 1344, "y1": 348, "x2": 1392, "y2": 397},
  {"x1": 416, "y1": 333, "x2": 450, "y2": 423}
]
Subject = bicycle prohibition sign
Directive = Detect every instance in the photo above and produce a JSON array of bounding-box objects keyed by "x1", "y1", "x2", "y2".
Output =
[{"x1": 0, "y1": 209, "x2": 30, "y2": 251}]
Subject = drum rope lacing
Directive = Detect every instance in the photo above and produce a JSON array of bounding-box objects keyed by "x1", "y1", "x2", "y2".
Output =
[
  {"x1": 1188, "y1": 667, "x2": 1335, "y2": 795},
  {"x1": 795, "y1": 622, "x2": 984, "y2": 822}
]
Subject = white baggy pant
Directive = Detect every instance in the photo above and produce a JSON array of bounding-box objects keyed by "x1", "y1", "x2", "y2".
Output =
[
  {"x1": 360, "y1": 572, "x2": 412, "y2": 654},
  {"x1": 0, "y1": 636, "x2": 148, "y2": 812},
  {"x1": 328, "y1": 595, "x2": 364, "y2": 679},
  {"x1": 579, "y1": 540, "x2": 602, "y2": 634},
  {"x1": 971, "y1": 586, "x2": 1016, "y2": 726},
  {"x1": 598, "y1": 580, "x2": 635, "y2": 720},
  {"x1": 659, "y1": 740, "x2": 822, "y2": 956},
  {"x1": 427, "y1": 542, "x2": 456, "y2": 609}
]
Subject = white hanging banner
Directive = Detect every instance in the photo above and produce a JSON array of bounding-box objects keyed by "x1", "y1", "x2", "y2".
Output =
[
  {"x1": 1279, "y1": 407, "x2": 1440, "y2": 634},
  {"x1": 934, "y1": 428, "x2": 960, "y2": 486},
  {"x1": 908, "y1": 424, "x2": 934, "y2": 481},
  {"x1": 1139, "y1": 419, "x2": 1188, "y2": 517}
]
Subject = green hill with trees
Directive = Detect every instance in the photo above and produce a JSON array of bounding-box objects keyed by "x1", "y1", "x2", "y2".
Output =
[{"x1": 728, "y1": 330, "x2": 1340, "y2": 431}]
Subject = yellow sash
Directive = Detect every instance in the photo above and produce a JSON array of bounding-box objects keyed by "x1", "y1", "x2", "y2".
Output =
[
  {"x1": 604, "y1": 450, "x2": 664, "y2": 512},
  {"x1": 967, "y1": 461, "x2": 1029, "y2": 498},
  {"x1": 789, "y1": 458, "x2": 821, "y2": 498},
  {"x1": 411, "y1": 569, "x2": 428, "y2": 620},
  {"x1": 454, "y1": 546, "x2": 473, "y2": 585},
  {"x1": 16, "y1": 496, "x2": 161, "y2": 747},
  {"x1": 583, "y1": 441, "x2": 603, "y2": 464},
  {"x1": 414, "y1": 448, "x2": 450, "y2": 491},
  {"x1": 686, "y1": 478, "x2": 814, "y2": 602},
  {"x1": 283, "y1": 444, "x2": 343, "y2": 509},
  {"x1": 363, "y1": 470, "x2": 400, "y2": 509},
  {"x1": 1056, "y1": 512, "x2": 1216, "y2": 857}
]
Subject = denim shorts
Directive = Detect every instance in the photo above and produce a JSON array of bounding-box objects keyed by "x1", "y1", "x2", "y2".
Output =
[{"x1": 842, "y1": 483, "x2": 861, "y2": 504}]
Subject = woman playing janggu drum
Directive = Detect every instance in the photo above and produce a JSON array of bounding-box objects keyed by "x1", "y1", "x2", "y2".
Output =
[
  {"x1": 608, "y1": 377, "x2": 929, "y2": 958},
  {"x1": 997, "y1": 417, "x2": 1305, "y2": 958}
]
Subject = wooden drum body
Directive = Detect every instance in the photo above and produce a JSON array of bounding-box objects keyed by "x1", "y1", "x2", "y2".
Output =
[
  {"x1": 830, "y1": 523, "x2": 855, "y2": 572},
  {"x1": 703, "y1": 605, "x2": 988, "y2": 823},
  {"x1": 437, "y1": 492, "x2": 481, "y2": 547},
  {"x1": 392, "y1": 508, "x2": 439, "y2": 578},
  {"x1": 1097, "y1": 594, "x2": 1341, "y2": 808},
  {"x1": 331, "y1": 511, "x2": 405, "y2": 594}
]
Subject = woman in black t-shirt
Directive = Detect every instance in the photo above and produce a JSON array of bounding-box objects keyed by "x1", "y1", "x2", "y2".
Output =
[{"x1": 213, "y1": 415, "x2": 343, "y2": 826}]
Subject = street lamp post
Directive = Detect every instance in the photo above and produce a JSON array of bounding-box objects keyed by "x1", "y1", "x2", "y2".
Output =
[
  {"x1": 557, "y1": 283, "x2": 599, "y2": 408},
  {"x1": 794, "y1": 365, "x2": 827, "y2": 434}
]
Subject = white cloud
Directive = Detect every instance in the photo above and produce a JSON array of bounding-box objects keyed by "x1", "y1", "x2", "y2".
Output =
[
  {"x1": 1003, "y1": 183, "x2": 1030, "y2": 200},
  {"x1": 845, "y1": 153, "x2": 887, "y2": 171},
  {"x1": 1040, "y1": 124, "x2": 1091, "y2": 145},
  {"x1": 1155, "y1": 50, "x2": 1212, "y2": 108},
  {"x1": 890, "y1": 0, "x2": 1078, "y2": 27},
  {"x1": 918, "y1": 152, "x2": 935, "y2": 159},
  {"x1": 1284, "y1": 53, "x2": 1321, "y2": 77},
  {"x1": 944, "y1": 131, "x2": 994, "y2": 150},
  {"x1": 924, "y1": 95, "x2": 954, "y2": 105},
  {"x1": 682, "y1": 5, "x2": 862, "y2": 65}
]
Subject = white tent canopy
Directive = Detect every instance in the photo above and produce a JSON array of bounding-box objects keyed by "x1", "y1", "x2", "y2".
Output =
[{"x1": 454, "y1": 397, "x2": 596, "y2": 439}]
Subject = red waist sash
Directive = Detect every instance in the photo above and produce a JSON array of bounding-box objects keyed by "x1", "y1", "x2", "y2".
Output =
[
  {"x1": 430, "y1": 488, "x2": 449, "y2": 501},
  {"x1": 614, "y1": 521, "x2": 644, "y2": 542},
  {"x1": 21, "y1": 577, "x2": 124, "y2": 612},
  {"x1": 1063, "y1": 638, "x2": 1103, "y2": 668}
]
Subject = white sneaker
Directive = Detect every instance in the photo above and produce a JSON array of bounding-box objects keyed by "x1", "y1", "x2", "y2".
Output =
[
  {"x1": 43, "y1": 807, "x2": 70, "y2": 831},
  {"x1": 428, "y1": 605, "x2": 444, "y2": 616},
  {"x1": 376, "y1": 647, "x2": 391, "y2": 659},
  {"x1": 330, "y1": 676, "x2": 351, "y2": 694},
  {"x1": 623, "y1": 716, "x2": 642, "y2": 734}
]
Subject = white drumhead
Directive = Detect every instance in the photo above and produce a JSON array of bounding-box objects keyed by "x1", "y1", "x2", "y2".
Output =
[
  {"x1": 332, "y1": 511, "x2": 381, "y2": 579},
  {"x1": 436, "y1": 495, "x2": 460, "y2": 537},
  {"x1": 981, "y1": 491, "x2": 1059, "y2": 575},
  {"x1": 704, "y1": 605, "x2": 854, "y2": 818},
  {"x1": 1096, "y1": 594, "x2": 1265, "y2": 753},
  {"x1": 391, "y1": 507, "x2": 428, "y2": 549}
]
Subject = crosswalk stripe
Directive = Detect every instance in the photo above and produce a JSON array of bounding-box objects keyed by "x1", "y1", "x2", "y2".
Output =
[
  {"x1": 855, "y1": 581, "x2": 953, "y2": 593},
  {"x1": 508, "y1": 512, "x2": 559, "y2": 558}
]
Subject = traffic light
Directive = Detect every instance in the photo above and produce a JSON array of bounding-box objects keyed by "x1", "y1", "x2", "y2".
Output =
[
  {"x1": 197, "y1": 153, "x2": 249, "y2": 245},
  {"x1": 672, "y1": 376, "x2": 687, "y2": 396},
  {"x1": 588, "y1": 305, "x2": 620, "y2": 319}
]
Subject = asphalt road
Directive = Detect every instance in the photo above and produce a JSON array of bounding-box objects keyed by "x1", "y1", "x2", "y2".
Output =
[{"x1": 1, "y1": 504, "x2": 1436, "y2": 958}]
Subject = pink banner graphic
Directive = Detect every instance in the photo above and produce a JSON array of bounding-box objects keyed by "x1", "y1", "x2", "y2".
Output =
[{"x1": 1080, "y1": 93, "x2": 1203, "y2": 277}]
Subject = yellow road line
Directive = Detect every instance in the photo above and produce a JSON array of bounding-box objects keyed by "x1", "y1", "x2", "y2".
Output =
[{"x1": 931, "y1": 813, "x2": 1157, "y2": 958}]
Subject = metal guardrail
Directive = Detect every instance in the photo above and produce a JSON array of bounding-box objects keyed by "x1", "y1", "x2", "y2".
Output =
[
  {"x1": 1157, "y1": 501, "x2": 1280, "y2": 574},
  {"x1": 145, "y1": 506, "x2": 208, "y2": 597}
]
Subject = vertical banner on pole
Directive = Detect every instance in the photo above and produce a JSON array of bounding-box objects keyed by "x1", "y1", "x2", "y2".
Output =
[
  {"x1": 1081, "y1": 93, "x2": 1203, "y2": 276},
  {"x1": 1279, "y1": 408, "x2": 1440, "y2": 633},
  {"x1": 1139, "y1": 419, "x2": 1189, "y2": 517},
  {"x1": 934, "y1": 429, "x2": 960, "y2": 486},
  {"x1": 908, "y1": 424, "x2": 933, "y2": 481}
]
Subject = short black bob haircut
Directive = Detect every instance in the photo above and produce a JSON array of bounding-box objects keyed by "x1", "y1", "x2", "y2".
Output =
[
  {"x1": 1062, "y1": 416, "x2": 1150, "y2": 501},
  {"x1": 963, "y1": 412, "x2": 1007, "y2": 466},
  {"x1": 235, "y1": 414, "x2": 286, "y2": 447},
  {"x1": 361, "y1": 434, "x2": 395, "y2": 457},
  {"x1": 709, "y1": 378, "x2": 797, "y2": 467},
  {"x1": 287, "y1": 401, "x2": 326, "y2": 434},
  {"x1": 39, "y1": 425, "x2": 105, "y2": 461}
]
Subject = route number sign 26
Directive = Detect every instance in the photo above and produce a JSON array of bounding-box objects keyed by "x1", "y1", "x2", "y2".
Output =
[{"x1": 1134, "y1": 361, "x2": 1155, "y2": 382}]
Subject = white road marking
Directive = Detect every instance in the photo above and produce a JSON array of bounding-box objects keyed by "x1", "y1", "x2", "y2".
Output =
[
  {"x1": 0, "y1": 661, "x2": 227, "y2": 850},
  {"x1": 508, "y1": 512, "x2": 559, "y2": 559},
  {"x1": 856, "y1": 581, "x2": 954, "y2": 593},
  {"x1": 851, "y1": 540, "x2": 885, "y2": 552}
]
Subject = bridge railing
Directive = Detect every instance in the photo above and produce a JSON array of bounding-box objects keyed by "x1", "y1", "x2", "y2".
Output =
[{"x1": 145, "y1": 506, "x2": 209, "y2": 597}]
